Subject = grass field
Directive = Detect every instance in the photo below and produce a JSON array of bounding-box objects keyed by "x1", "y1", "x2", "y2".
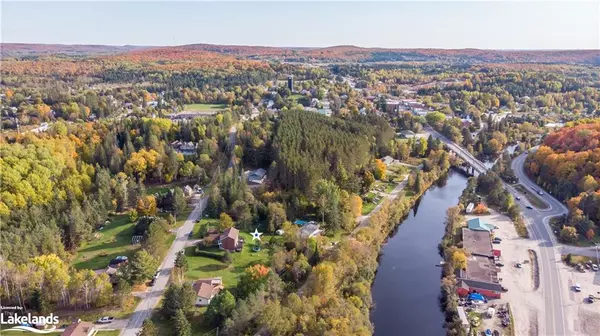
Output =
[
  {"x1": 74, "y1": 215, "x2": 139, "y2": 270},
  {"x1": 146, "y1": 180, "x2": 191, "y2": 196},
  {"x1": 513, "y1": 184, "x2": 549, "y2": 209},
  {"x1": 184, "y1": 103, "x2": 226, "y2": 112},
  {"x1": 362, "y1": 200, "x2": 378, "y2": 215},
  {"x1": 184, "y1": 231, "x2": 273, "y2": 290}
]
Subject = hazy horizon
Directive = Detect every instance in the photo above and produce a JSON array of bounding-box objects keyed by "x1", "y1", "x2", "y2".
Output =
[{"x1": 2, "y1": 1, "x2": 599, "y2": 50}]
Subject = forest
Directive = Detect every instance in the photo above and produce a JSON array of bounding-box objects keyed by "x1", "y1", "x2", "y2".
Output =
[{"x1": 526, "y1": 119, "x2": 600, "y2": 241}]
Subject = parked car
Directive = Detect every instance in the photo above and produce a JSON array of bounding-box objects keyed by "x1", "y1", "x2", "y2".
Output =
[
  {"x1": 495, "y1": 262, "x2": 505, "y2": 267},
  {"x1": 493, "y1": 237, "x2": 502, "y2": 242},
  {"x1": 96, "y1": 316, "x2": 115, "y2": 324},
  {"x1": 188, "y1": 231, "x2": 194, "y2": 238},
  {"x1": 574, "y1": 283, "x2": 582, "y2": 292},
  {"x1": 493, "y1": 240, "x2": 501, "y2": 244},
  {"x1": 515, "y1": 263, "x2": 522, "y2": 268},
  {"x1": 589, "y1": 295, "x2": 595, "y2": 303},
  {"x1": 526, "y1": 205, "x2": 533, "y2": 209},
  {"x1": 592, "y1": 264, "x2": 598, "y2": 272},
  {"x1": 515, "y1": 196, "x2": 521, "y2": 201}
]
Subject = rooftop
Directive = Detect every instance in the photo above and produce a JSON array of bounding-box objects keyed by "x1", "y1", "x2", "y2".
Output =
[
  {"x1": 460, "y1": 255, "x2": 499, "y2": 285},
  {"x1": 220, "y1": 227, "x2": 239, "y2": 241},
  {"x1": 467, "y1": 218, "x2": 495, "y2": 232},
  {"x1": 462, "y1": 228, "x2": 494, "y2": 258},
  {"x1": 61, "y1": 321, "x2": 96, "y2": 336}
]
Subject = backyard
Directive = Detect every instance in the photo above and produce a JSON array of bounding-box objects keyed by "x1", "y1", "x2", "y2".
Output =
[
  {"x1": 184, "y1": 231, "x2": 274, "y2": 290},
  {"x1": 74, "y1": 214, "x2": 139, "y2": 270},
  {"x1": 183, "y1": 103, "x2": 227, "y2": 112}
]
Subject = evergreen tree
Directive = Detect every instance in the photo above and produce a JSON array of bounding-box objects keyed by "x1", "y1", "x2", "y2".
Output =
[
  {"x1": 137, "y1": 319, "x2": 158, "y2": 336},
  {"x1": 173, "y1": 309, "x2": 191, "y2": 336}
]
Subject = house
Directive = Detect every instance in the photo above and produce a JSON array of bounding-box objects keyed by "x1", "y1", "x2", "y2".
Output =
[
  {"x1": 94, "y1": 266, "x2": 119, "y2": 284},
  {"x1": 219, "y1": 227, "x2": 239, "y2": 251},
  {"x1": 61, "y1": 321, "x2": 97, "y2": 336},
  {"x1": 193, "y1": 277, "x2": 224, "y2": 306},
  {"x1": 467, "y1": 218, "x2": 495, "y2": 232},
  {"x1": 385, "y1": 99, "x2": 401, "y2": 113},
  {"x1": 300, "y1": 223, "x2": 322, "y2": 238},
  {"x1": 456, "y1": 255, "x2": 502, "y2": 299},
  {"x1": 171, "y1": 141, "x2": 198, "y2": 155},
  {"x1": 183, "y1": 185, "x2": 194, "y2": 197},
  {"x1": 247, "y1": 168, "x2": 267, "y2": 185},
  {"x1": 397, "y1": 130, "x2": 417, "y2": 139}
]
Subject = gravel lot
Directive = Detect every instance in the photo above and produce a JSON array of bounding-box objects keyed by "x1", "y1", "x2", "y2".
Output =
[
  {"x1": 559, "y1": 259, "x2": 600, "y2": 336},
  {"x1": 465, "y1": 211, "x2": 545, "y2": 336}
]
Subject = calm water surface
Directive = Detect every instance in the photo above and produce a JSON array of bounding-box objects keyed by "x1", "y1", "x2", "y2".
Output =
[{"x1": 371, "y1": 171, "x2": 468, "y2": 336}]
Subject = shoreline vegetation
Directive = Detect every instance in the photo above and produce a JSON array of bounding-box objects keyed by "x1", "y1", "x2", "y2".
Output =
[{"x1": 354, "y1": 163, "x2": 454, "y2": 331}]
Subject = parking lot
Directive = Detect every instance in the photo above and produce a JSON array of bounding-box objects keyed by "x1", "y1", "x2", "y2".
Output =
[
  {"x1": 464, "y1": 211, "x2": 545, "y2": 335},
  {"x1": 559, "y1": 258, "x2": 600, "y2": 336}
]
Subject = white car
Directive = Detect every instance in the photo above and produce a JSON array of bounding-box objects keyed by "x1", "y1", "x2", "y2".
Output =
[
  {"x1": 96, "y1": 316, "x2": 115, "y2": 324},
  {"x1": 574, "y1": 283, "x2": 582, "y2": 292},
  {"x1": 592, "y1": 264, "x2": 598, "y2": 272}
]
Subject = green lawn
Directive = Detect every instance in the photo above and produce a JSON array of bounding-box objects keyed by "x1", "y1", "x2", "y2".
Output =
[
  {"x1": 74, "y1": 215, "x2": 139, "y2": 270},
  {"x1": 513, "y1": 184, "x2": 549, "y2": 209},
  {"x1": 191, "y1": 218, "x2": 220, "y2": 239},
  {"x1": 184, "y1": 231, "x2": 273, "y2": 290},
  {"x1": 183, "y1": 103, "x2": 227, "y2": 112},
  {"x1": 146, "y1": 180, "x2": 192, "y2": 196},
  {"x1": 362, "y1": 201, "x2": 378, "y2": 215}
]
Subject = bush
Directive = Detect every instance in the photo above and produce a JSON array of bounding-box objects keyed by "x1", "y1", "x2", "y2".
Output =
[
  {"x1": 194, "y1": 248, "x2": 224, "y2": 261},
  {"x1": 222, "y1": 251, "x2": 233, "y2": 264}
]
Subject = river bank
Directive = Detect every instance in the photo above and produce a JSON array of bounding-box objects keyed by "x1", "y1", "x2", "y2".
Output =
[{"x1": 370, "y1": 171, "x2": 468, "y2": 336}]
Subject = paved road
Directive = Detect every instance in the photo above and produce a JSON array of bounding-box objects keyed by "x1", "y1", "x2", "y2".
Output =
[
  {"x1": 121, "y1": 126, "x2": 237, "y2": 336},
  {"x1": 511, "y1": 152, "x2": 568, "y2": 336},
  {"x1": 426, "y1": 127, "x2": 570, "y2": 335}
]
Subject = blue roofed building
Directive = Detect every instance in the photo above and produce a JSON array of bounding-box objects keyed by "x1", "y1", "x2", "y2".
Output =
[{"x1": 467, "y1": 218, "x2": 496, "y2": 232}]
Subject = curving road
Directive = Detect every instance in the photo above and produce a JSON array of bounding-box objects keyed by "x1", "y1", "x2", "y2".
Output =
[{"x1": 427, "y1": 127, "x2": 570, "y2": 335}]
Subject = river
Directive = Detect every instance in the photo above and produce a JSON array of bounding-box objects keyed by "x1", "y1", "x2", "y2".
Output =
[{"x1": 371, "y1": 171, "x2": 468, "y2": 336}]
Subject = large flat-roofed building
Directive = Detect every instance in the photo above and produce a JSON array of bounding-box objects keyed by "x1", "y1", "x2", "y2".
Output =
[{"x1": 462, "y1": 228, "x2": 495, "y2": 258}]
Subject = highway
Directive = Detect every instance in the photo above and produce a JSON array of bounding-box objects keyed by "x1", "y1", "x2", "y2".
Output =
[
  {"x1": 427, "y1": 127, "x2": 570, "y2": 335},
  {"x1": 121, "y1": 125, "x2": 237, "y2": 336}
]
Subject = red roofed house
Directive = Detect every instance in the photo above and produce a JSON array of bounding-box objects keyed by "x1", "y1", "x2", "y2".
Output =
[
  {"x1": 61, "y1": 321, "x2": 97, "y2": 336},
  {"x1": 193, "y1": 277, "x2": 224, "y2": 306},
  {"x1": 219, "y1": 227, "x2": 239, "y2": 251}
]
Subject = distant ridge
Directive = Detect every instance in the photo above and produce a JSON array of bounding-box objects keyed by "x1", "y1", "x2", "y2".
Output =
[{"x1": 2, "y1": 42, "x2": 599, "y2": 64}]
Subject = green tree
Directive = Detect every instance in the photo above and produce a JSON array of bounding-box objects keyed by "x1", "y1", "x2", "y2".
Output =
[
  {"x1": 137, "y1": 319, "x2": 158, "y2": 336},
  {"x1": 560, "y1": 226, "x2": 578, "y2": 243},
  {"x1": 125, "y1": 250, "x2": 158, "y2": 285},
  {"x1": 219, "y1": 212, "x2": 234, "y2": 231},
  {"x1": 267, "y1": 202, "x2": 286, "y2": 232},
  {"x1": 205, "y1": 290, "x2": 236, "y2": 327},
  {"x1": 173, "y1": 309, "x2": 191, "y2": 336},
  {"x1": 172, "y1": 187, "x2": 187, "y2": 219}
]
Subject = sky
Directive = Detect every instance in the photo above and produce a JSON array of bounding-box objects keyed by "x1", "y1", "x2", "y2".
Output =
[{"x1": 2, "y1": 1, "x2": 599, "y2": 50}]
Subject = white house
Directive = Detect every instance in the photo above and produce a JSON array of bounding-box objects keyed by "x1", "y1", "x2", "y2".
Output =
[{"x1": 193, "y1": 277, "x2": 223, "y2": 306}]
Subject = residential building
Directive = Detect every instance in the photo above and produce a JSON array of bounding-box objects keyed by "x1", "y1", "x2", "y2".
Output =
[
  {"x1": 219, "y1": 227, "x2": 240, "y2": 251},
  {"x1": 193, "y1": 277, "x2": 224, "y2": 306},
  {"x1": 300, "y1": 223, "x2": 322, "y2": 238},
  {"x1": 183, "y1": 185, "x2": 194, "y2": 197},
  {"x1": 456, "y1": 255, "x2": 502, "y2": 299},
  {"x1": 171, "y1": 141, "x2": 198, "y2": 155},
  {"x1": 397, "y1": 130, "x2": 417, "y2": 139},
  {"x1": 61, "y1": 321, "x2": 97, "y2": 336},
  {"x1": 247, "y1": 168, "x2": 267, "y2": 184},
  {"x1": 467, "y1": 218, "x2": 496, "y2": 232}
]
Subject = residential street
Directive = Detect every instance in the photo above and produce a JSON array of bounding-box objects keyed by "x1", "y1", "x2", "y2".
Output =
[{"x1": 121, "y1": 126, "x2": 237, "y2": 336}]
